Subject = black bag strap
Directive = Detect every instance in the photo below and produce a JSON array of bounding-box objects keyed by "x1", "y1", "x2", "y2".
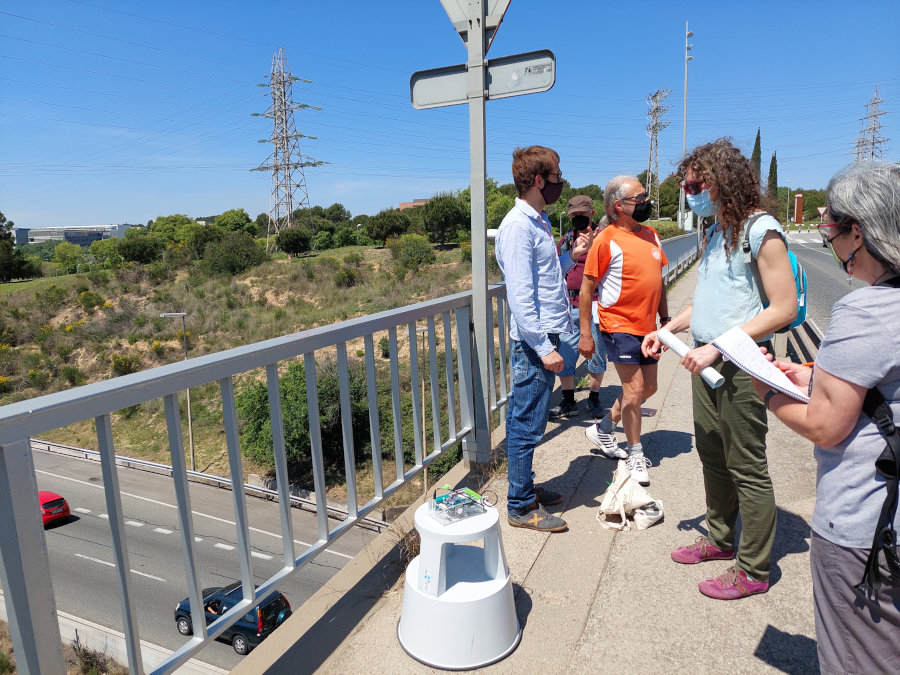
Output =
[
  {"x1": 856, "y1": 385, "x2": 900, "y2": 594},
  {"x1": 741, "y1": 212, "x2": 773, "y2": 306}
]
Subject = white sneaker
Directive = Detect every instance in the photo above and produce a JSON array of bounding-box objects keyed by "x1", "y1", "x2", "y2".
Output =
[
  {"x1": 585, "y1": 424, "x2": 627, "y2": 459},
  {"x1": 626, "y1": 452, "x2": 652, "y2": 486}
]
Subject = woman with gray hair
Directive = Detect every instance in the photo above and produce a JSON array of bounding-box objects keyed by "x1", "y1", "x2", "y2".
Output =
[{"x1": 751, "y1": 161, "x2": 900, "y2": 673}]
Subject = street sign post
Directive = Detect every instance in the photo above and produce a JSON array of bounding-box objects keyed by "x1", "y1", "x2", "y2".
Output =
[{"x1": 412, "y1": 1, "x2": 555, "y2": 466}]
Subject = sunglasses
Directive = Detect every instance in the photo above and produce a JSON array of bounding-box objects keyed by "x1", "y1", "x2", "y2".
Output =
[
  {"x1": 681, "y1": 180, "x2": 705, "y2": 196},
  {"x1": 817, "y1": 223, "x2": 846, "y2": 245},
  {"x1": 621, "y1": 191, "x2": 649, "y2": 203}
]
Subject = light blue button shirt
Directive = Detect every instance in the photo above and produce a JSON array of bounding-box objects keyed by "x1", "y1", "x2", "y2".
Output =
[{"x1": 495, "y1": 198, "x2": 575, "y2": 357}]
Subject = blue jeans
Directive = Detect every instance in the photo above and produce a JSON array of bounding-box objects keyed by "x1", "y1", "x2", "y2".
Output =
[
  {"x1": 506, "y1": 335, "x2": 558, "y2": 514},
  {"x1": 558, "y1": 304, "x2": 607, "y2": 377}
]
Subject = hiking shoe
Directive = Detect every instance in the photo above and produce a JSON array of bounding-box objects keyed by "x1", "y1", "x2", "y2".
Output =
[
  {"x1": 507, "y1": 503, "x2": 567, "y2": 532},
  {"x1": 625, "y1": 452, "x2": 651, "y2": 487},
  {"x1": 585, "y1": 424, "x2": 627, "y2": 459},
  {"x1": 585, "y1": 399, "x2": 605, "y2": 418},
  {"x1": 549, "y1": 399, "x2": 580, "y2": 419},
  {"x1": 671, "y1": 536, "x2": 736, "y2": 565},
  {"x1": 698, "y1": 565, "x2": 769, "y2": 600},
  {"x1": 536, "y1": 486, "x2": 563, "y2": 506}
]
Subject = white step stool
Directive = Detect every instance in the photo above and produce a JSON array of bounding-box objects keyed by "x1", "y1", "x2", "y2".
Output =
[{"x1": 397, "y1": 502, "x2": 521, "y2": 669}]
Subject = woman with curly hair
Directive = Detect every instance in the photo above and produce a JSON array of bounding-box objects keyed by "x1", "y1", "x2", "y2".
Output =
[{"x1": 642, "y1": 138, "x2": 797, "y2": 599}]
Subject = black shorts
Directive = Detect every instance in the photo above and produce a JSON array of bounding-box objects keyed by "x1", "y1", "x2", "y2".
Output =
[{"x1": 601, "y1": 331, "x2": 660, "y2": 366}]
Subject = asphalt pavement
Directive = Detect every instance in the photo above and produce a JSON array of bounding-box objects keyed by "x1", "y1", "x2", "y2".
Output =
[{"x1": 236, "y1": 259, "x2": 823, "y2": 674}]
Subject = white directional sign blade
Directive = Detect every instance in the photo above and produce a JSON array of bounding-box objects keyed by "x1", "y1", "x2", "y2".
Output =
[
  {"x1": 439, "y1": 0, "x2": 511, "y2": 53},
  {"x1": 410, "y1": 49, "x2": 556, "y2": 109}
]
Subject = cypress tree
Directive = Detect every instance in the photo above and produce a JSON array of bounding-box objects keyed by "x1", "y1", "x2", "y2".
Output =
[
  {"x1": 766, "y1": 151, "x2": 778, "y2": 200},
  {"x1": 751, "y1": 128, "x2": 762, "y2": 183}
]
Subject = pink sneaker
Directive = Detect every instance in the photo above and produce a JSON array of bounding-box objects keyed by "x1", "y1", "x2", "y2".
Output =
[
  {"x1": 698, "y1": 565, "x2": 769, "y2": 600},
  {"x1": 670, "y1": 536, "x2": 735, "y2": 564}
]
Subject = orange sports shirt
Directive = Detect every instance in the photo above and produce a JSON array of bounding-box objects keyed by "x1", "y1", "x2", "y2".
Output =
[{"x1": 583, "y1": 223, "x2": 668, "y2": 336}]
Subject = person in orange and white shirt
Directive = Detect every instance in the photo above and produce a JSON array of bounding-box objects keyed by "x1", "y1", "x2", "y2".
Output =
[{"x1": 578, "y1": 175, "x2": 670, "y2": 486}]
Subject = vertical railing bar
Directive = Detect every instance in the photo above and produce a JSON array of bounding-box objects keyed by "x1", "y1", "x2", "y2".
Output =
[
  {"x1": 364, "y1": 334, "x2": 384, "y2": 501},
  {"x1": 0, "y1": 437, "x2": 66, "y2": 674},
  {"x1": 95, "y1": 413, "x2": 144, "y2": 675},
  {"x1": 426, "y1": 316, "x2": 441, "y2": 453},
  {"x1": 486, "y1": 297, "x2": 498, "y2": 410},
  {"x1": 163, "y1": 392, "x2": 206, "y2": 640},
  {"x1": 265, "y1": 363, "x2": 295, "y2": 569},
  {"x1": 336, "y1": 343, "x2": 359, "y2": 519},
  {"x1": 388, "y1": 328, "x2": 404, "y2": 481},
  {"x1": 219, "y1": 377, "x2": 255, "y2": 605},
  {"x1": 455, "y1": 305, "x2": 475, "y2": 438},
  {"x1": 408, "y1": 322, "x2": 424, "y2": 468},
  {"x1": 442, "y1": 311, "x2": 457, "y2": 438},
  {"x1": 304, "y1": 353, "x2": 330, "y2": 543},
  {"x1": 496, "y1": 295, "x2": 509, "y2": 403}
]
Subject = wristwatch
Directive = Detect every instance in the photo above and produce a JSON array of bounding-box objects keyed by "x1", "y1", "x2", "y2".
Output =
[
  {"x1": 764, "y1": 389, "x2": 778, "y2": 410},
  {"x1": 659, "y1": 316, "x2": 672, "y2": 324}
]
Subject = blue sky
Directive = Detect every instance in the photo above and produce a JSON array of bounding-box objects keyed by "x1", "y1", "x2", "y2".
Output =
[{"x1": 1, "y1": 0, "x2": 897, "y2": 228}]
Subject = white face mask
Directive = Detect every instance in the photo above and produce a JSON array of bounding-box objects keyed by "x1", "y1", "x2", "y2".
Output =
[{"x1": 686, "y1": 189, "x2": 717, "y2": 218}]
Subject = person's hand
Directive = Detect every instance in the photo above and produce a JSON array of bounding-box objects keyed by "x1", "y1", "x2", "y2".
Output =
[
  {"x1": 578, "y1": 334, "x2": 595, "y2": 359},
  {"x1": 756, "y1": 346, "x2": 814, "y2": 389},
  {"x1": 642, "y1": 331, "x2": 662, "y2": 358},
  {"x1": 541, "y1": 349, "x2": 564, "y2": 373},
  {"x1": 681, "y1": 343, "x2": 720, "y2": 374},
  {"x1": 571, "y1": 227, "x2": 595, "y2": 259}
]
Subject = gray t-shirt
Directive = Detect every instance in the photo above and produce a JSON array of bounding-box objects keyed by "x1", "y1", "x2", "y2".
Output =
[{"x1": 812, "y1": 282, "x2": 900, "y2": 548}]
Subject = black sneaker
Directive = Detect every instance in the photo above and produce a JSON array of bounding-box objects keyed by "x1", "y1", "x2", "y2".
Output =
[
  {"x1": 508, "y1": 503, "x2": 567, "y2": 532},
  {"x1": 536, "y1": 486, "x2": 562, "y2": 506},
  {"x1": 548, "y1": 399, "x2": 580, "y2": 419},
  {"x1": 585, "y1": 398, "x2": 605, "y2": 418}
]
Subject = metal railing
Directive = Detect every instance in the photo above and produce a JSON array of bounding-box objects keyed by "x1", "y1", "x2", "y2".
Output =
[{"x1": 0, "y1": 234, "x2": 696, "y2": 675}]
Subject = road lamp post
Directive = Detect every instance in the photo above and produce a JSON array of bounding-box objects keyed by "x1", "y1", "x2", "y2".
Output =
[
  {"x1": 356, "y1": 223, "x2": 362, "y2": 245},
  {"x1": 678, "y1": 22, "x2": 694, "y2": 231},
  {"x1": 160, "y1": 312, "x2": 194, "y2": 471}
]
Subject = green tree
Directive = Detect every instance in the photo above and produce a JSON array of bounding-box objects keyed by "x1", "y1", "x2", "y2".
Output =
[
  {"x1": 185, "y1": 223, "x2": 225, "y2": 259},
  {"x1": 751, "y1": 128, "x2": 762, "y2": 183},
  {"x1": 767, "y1": 152, "x2": 778, "y2": 200},
  {"x1": 498, "y1": 183, "x2": 517, "y2": 198},
  {"x1": 388, "y1": 233, "x2": 436, "y2": 272},
  {"x1": 215, "y1": 208, "x2": 255, "y2": 235},
  {"x1": 276, "y1": 227, "x2": 311, "y2": 257},
  {"x1": 0, "y1": 211, "x2": 15, "y2": 281},
  {"x1": 89, "y1": 238, "x2": 120, "y2": 267},
  {"x1": 657, "y1": 175, "x2": 681, "y2": 220},
  {"x1": 118, "y1": 232, "x2": 163, "y2": 264},
  {"x1": 200, "y1": 231, "x2": 266, "y2": 275},
  {"x1": 367, "y1": 209, "x2": 410, "y2": 247},
  {"x1": 53, "y1": 241, "x2": 84, "y2": 272},
  {"x1": 423, "y1": 193, "x2": 467, "y2": 246},
  {"x1": 255, "y1": 212, "x2": 269, "y2": 238},
  {"x1": 324, "y1": 203, "x2": 351, "y2": 224},
  {"x1": 486, "y1": 191, "x2": 514, "y2": 228},
  {"x1": 149, "y1": 214, "x2": 194, "y2": 245}
]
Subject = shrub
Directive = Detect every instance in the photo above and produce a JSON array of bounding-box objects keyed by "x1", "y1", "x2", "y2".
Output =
[
  {"x1": 61, "y1": 365, "x2": 86, "y2": 386},
  {"x1": 200, "y1": 232, "x2": 267, "y2": 275},
  {"x1": 0, "y1": 375, "x2": 12, "y2": 394},
  {"x1": 151, "y1": 340, "x2": 165, "y2": 357},
  {"x1": 36, "y1": 284, "x2": 69, "y2": 310},
  {"x1": 78, "y1": 289, "x2": 105, "y2": 312},
  {"x1": 343, "y1": 251, "x2": 362, "y2": 266},
  {"x1": 274, "y1": 308, "x2": 286, "y2": 320},
  {"x1": 87, "y1": 269, "x2": 110, "y2": 286},
  {"x1": 459, "y1": 240, "x2": 472, "y2": 262},
  {"x1": 26, "y1": 368, "x2": 50, "y2": 389},
  {"x1": 111, "y1": 353, "x2": 140, "y2": 376},
  {"x1": 379, "y1": 335, "x2": 390, "y2": 359},
  {"x1": 334, "y1": 226, "x2": 355, "y2": 247},
  {"x1": 314, "y1": 231, "x2": 334, "y2": 251},
  {"x1": 134, "y1": 313, "x2": 149, "y2": 328},
  {"x1": 334, "y1": 267, "x2": 356, "y2": 288},
  {"x1": 388, "y1": 234, "x2": 436, "y2": 272},
  {"x1": 56, "y1": 344, "x2": 74, "y2": 361},
  {"x1": 276, "y1": 227, "x2": 311, "y2": 257}
]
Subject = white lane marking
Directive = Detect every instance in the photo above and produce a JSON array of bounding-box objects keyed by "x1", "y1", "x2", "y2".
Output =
[
  {"x1": 126, "y1": 520, "x2": 143, "y2": 527},
  {"x1": 36, "y1": 469, "x2": 354, "y2": 560},
  {"x1": 98, "y1": 514, "x2": 109, "y2": 520},
  {"x1": 251, "y1": 552, "x2": 273, "y2": 561},
  {"x1": 75, "y1": 507, "x2": 91, "y2": 514},
  {"x1": 214, "y1": 543, "x2": 234, "y2": 551},
  {"x1": 75, "y1": 554, "x2": 165, "y2": 582},
  {"x1": 154, "y1": 527, "x2": 173, "y2": 535}
]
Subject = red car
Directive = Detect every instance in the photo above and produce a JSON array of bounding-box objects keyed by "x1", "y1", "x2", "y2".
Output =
[{"x1": 39, "y1": 490, "x2": 70, "y2": 526}]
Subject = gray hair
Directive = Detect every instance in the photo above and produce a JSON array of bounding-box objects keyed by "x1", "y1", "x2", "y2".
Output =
[
  {"x1": 827, "y1": 162, "x2": 900, "y2": 274},
  {"x1": 604, "y1": 175, "x2": 639, "y2": 222}
]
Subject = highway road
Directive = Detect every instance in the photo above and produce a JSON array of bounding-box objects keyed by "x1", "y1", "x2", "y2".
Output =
[
  {"x1": 30, "y1": 448, "x2": 381, "y2": 670},
  {"x1": 786, "y1": 229, "x2": 863, "y2": 335}
]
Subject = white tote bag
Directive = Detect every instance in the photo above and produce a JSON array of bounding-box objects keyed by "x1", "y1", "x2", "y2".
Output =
[{"x1": 597, "y1": 459, "x2": 664, "y2": 531}]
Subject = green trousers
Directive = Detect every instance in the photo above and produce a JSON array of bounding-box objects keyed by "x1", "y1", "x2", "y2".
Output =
[{"x1": 692, "y1": 357, "x2": 776, "y2": 581}]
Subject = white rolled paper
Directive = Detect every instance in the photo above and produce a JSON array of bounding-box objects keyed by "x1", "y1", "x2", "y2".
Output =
[{"x1": 657, "y1": 328, "x2": 725, "y2": 389}]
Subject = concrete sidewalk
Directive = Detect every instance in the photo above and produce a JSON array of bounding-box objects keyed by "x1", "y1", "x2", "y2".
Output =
[{"x1": 237, "y1": 264, "x2": 820, "y2": 674}]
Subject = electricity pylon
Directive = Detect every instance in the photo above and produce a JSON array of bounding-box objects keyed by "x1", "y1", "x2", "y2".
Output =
[
  {"x1": 252, "y1": 48, "x2": 326, "y2": 252},
  {"x1": 854, "y1": 85, "x2": 889, "y2": 162},
  {"x1": 646, "y1": 88, "x2": 672, "y2": 219}
]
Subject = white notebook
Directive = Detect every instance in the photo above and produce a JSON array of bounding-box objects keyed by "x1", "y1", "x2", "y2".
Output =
[{"x1": 711, "y1": 326, "x2": 810, "y2": 403}]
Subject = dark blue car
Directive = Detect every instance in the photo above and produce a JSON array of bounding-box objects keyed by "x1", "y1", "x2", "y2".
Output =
[{"x1": 174, "y1": 582, "x2": 291, "y2": 655}]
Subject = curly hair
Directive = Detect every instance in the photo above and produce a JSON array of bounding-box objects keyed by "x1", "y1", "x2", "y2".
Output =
[{"x1": 678, "y1": 138, "x2": 764, "y2": 254}]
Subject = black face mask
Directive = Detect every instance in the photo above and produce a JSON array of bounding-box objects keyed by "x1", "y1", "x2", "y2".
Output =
[
  {"x1": 571, "y1": 215, "x2": 590, "y2": 231},
  {"x1": 540, "y1": 179, "x2": 564, "y2": 206},
  {"x1": 631, "y1": 200, "x2": 653, "y2": 223}
]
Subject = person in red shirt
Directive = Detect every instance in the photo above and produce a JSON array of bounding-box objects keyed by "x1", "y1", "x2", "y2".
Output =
[
  {"x1": 550, "y1": 195, "x2": 608, "y2": 419},
  {"x1": 578, "y1": 176, "x2": 670, "y2": 486}
]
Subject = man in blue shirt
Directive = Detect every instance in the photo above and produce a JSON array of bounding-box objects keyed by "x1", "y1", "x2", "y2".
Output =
[{"x1": 495, "y1": 146, "x2": 593, "y2": 532}]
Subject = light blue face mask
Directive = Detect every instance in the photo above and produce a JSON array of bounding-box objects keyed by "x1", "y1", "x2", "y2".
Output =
[{"x1": 686, "y1": 189, "x2": 718, "y2": 218}]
